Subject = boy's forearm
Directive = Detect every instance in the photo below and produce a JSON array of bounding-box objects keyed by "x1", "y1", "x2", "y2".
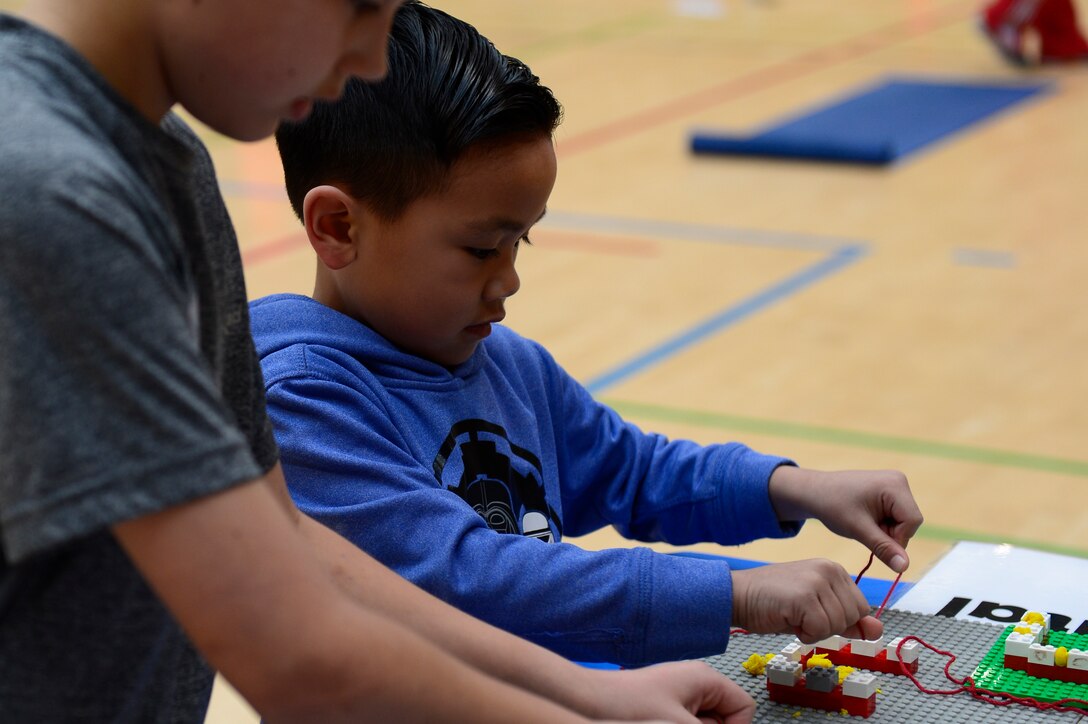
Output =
[
  {"x1": 294, "y1": 506, "x2": 605, "y2": 716},
  {"x1": 114, "y1": 470, "x2": 590, "y2": 722},
  {"x1": 293, "y1": 511, "x2": 765, "y2": 724},
  {"x1": 766, "y1": 465, "x2": 817, "y2": 522},
  {"x1": 267, "y1": 601, "x2": 591, "y2": 724},
  {"x1": 268, "y1": 462, "x2": 601, "y2": 710}
]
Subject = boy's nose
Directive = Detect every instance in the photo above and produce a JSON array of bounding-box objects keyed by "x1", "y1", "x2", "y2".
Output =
[
  {"x1": 317, "y1": 46, "x2": 388, "y2": 103},
  {"x1": 339, "y1": 6, "x2": 399, "y2": 83},
  {"x1": 337, "y1": 46, "x2": 389, "y2": 83},
  {"x1": 485, "y1": 264, "x2": 520, "y2": 302}
]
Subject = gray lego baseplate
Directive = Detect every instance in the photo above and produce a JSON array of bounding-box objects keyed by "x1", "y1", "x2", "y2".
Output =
[{"x1": 700, "y1": 609, "x2": 1087, "y2": 722}]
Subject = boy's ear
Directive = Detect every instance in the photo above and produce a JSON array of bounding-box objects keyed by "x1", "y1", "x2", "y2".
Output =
[{"x1": 302, "y1": 185, "x2": 361, "y2": 271}]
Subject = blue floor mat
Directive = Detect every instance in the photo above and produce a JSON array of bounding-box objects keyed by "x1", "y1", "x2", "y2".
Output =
[{"x1": 691, "y1": 76, "x2": 1051, "y2": 165}]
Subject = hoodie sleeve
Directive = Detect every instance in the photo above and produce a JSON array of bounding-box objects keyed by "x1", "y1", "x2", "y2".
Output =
[
  {"x1": 264, "y1": 362, "x2": 739, "y2": 667},
  {"x1": 530, "y1": 341, "x2": 802, "y2": 545}
]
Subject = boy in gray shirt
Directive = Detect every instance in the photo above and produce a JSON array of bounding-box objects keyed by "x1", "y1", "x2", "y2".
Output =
[{"x1": 0, "y1": 2, "x2": 757, "y2": 722}]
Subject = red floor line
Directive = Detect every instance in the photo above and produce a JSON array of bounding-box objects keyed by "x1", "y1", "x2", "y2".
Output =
[
  {"x1": 538, "y1": 229, "x2": 660, "y2": 257},
  {"x1": 557, "y1": 3, "x2": 976, "y2": 160}
]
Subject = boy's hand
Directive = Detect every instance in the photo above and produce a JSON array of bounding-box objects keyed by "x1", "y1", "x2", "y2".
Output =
[
  {"x1": 768, "y1": 467, "x2": 923, "y2": 573},
  {"x1": 731, "y1": 560, "x2": 883, "y2": 644},
  {"x1": 586, "y1": 662, "x2": 755, "y2": 723}
]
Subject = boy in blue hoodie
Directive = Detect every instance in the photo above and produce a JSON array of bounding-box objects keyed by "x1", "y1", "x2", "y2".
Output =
[{"x1": 251, "y1": 0, "x2": 923, "y2": 668}]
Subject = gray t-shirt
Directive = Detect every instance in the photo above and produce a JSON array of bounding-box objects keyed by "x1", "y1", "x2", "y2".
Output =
[{"x1": 0, "y1": 15, "x2": 278, "y2": 722}]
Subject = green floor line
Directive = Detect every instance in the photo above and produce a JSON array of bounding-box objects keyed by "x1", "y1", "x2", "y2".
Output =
[
  {"x1": 604, "y1": 399, "x2": 1088, "y2": 478},
  {"x1": 603, "y1": 399, "x2": 1088, "y2": 559},
  {"x1": 916, "y1": 524, "x2": 1088, "y2": 560}
]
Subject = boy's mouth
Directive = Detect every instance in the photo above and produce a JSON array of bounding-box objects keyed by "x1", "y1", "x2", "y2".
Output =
[
  {"x1": 287, "y1": 98, "x2": 313, "y2": 121},
  {"x1": 465, "y1": 314, "x2": 503, "y2": 339},
  {"x1": 464, "y1": 322, "x2": 494, "y2": 339}
]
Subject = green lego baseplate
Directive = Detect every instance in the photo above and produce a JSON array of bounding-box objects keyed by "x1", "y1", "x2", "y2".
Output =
[
  {"x1": 972, "y1": 626, "x2": 1088, "y2": 710},
  {"x1": 700, "y1": 609, "x2": 1088, "y2": 722}
]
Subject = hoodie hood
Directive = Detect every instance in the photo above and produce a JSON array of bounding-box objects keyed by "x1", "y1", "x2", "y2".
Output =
[{"x1": 249, "y1": 293, "x2": 486, "y2": 387}]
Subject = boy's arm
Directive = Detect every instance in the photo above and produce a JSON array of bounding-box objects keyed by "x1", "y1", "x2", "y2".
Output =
[
  {"x1": 546, "y1": 358, "x2": 922, "y2": 569},
  {"x1": 545, "y1": 360, "x2": 796, "y2": 546},
  {"x1": 265, "y1": 373, "x2": 736, "y2": 666},
  {"x1": 267, "y1": 464, "x2": 755, "y2": 722},
  {"x1": 112, "y1": 470, "x2": 592, "y2": 723},
  {"x1": 114, "y1": 466, "x2": 752, "y2": 723}
]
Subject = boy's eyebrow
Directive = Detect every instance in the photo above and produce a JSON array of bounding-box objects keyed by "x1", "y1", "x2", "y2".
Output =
[{"x1": 468, "y1": 208, "x2": 547, "y2": 233}]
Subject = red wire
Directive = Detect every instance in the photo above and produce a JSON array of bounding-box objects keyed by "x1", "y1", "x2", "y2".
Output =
[
  {"x1": 873, "y1": 569, "x2": 902, "y2": 619},
  {"x1": 853, "y1": 555, "x2": 1088, "y2": 714},
  {"x1": 854, "y1": 551, "x2": 876, "y2": 585},
  {"x1": 892, "y1": 634, "x2": 1088, "y2": 715},
  {"x1": 853, "y1": 550, "x2": 900, "y2": 619},
  {"x1": 732, "y1": 556, "x2": 1088, "y2": 715},
  {"x1": 732, "y1": 554, "x2": 1088, "y2": 715}
]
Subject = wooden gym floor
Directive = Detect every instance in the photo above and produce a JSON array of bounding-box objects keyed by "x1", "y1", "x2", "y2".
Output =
[{"x1": 2, "y1": 1, "x2": 1086, "y2": 721}]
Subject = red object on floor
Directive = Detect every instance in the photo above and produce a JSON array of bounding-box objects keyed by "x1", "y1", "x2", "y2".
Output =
[{"x1": 981, "y1": 0, "x2": 1088, "y2": 63}]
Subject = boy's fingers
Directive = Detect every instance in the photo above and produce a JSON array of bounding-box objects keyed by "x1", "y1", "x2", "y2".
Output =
[
  {"x1": 860, "y1": 518, "x2": 910, "y2": 573},
  {"x1": 883, "y1": 485, "x2": 924, "y2": 544},
  {"x1": 892, "y1": 514, "x2": 924, "y2": 547},
  {"x1": 841, "y1": 616, "x2": 884, "y2": 641},
  {"x1": 876, "y1": 540, "x2": 909, "y2": 573}
]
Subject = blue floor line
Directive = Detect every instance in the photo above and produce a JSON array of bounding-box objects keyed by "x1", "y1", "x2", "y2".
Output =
[{"x1": 586, "y1": 243, "x2": 868, "y2": 395}]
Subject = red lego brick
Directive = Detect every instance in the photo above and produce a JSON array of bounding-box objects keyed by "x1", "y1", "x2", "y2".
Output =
[
  {"x1": 1025, "y1": 661, "x2": 1088, "y2": 685},
  {"x1": 1004, "y1": 654, "x2": 1028, "y2": 672},
  {"x1": 1005, "y1": 653, "x2": 1088, "y2": 684},
  {"x1": 766, "y1": 680, "x2": 877, "y2": 718}
]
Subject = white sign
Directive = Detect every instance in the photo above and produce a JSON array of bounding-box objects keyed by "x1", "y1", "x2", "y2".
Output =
[{"x1": 893, "y1": 541, "x2": 1088, "y2": 635}]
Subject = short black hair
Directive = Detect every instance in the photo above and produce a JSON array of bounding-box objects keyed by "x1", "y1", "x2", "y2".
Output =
[{"x1": 276, "y1": 1, "x2": 563, "y2": 222}]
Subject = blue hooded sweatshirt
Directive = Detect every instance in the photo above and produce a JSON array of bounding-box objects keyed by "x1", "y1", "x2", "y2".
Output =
[{"x1": 250, "y1": 293, "x2": 800, "y2": 666}]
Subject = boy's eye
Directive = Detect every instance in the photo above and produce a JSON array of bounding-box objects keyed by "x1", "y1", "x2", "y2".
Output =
[
  {"x1": 467, "y1": 247, "x2": 499, "y2": 260},
  {"x1": 465, "y1": 235, "x2": 532, "y2": 260},
  {"x1": 349, "y1": 0, "x2": 381, "y2": 13}
]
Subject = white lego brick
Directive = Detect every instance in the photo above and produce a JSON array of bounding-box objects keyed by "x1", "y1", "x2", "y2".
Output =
[
  {"x1": 1005, "y1": 631, "x2": 1034, "y2": 658},
  {"x1": 1067, "y1": 649, "x2": 1088, "y2": 672},
  {"x1": 841, "y1": 671, "x2": 878, "y2": 699},
  {"x1": 886, "y1": 636, "x2": 920, "y2": 664},
  {"x1": 1020, "y1": 611, "x2": 1051, "y2": 636},
  {"x1": 1029, "y1": 643, "x2": 1056, "y2": 666},
  {"x1": 779, "y1": 641, "x2": 808, "y2": 662},
  {"x1": 1011, "y1": 622, "x2": 1044, "y2": 643},
  {"x1": 847, "y1": 636, "x2": 884, "y2": 658},
  {"x1": 765, "y1": 655, "x2": 802, "y2": 686},
  {"x1": 813, "y1": 635, "x2": 846, "y2": 651}
]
